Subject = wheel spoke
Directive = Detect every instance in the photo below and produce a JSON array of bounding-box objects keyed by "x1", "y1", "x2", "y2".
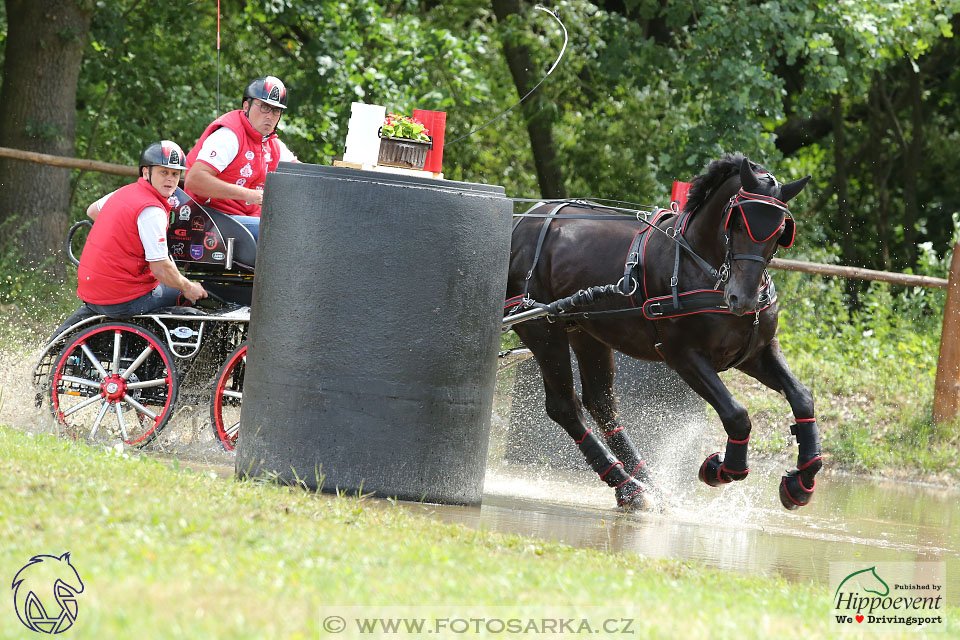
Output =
[
  {"x1": 120, "y1": 345, "x2": 155, "y2": 380},
  {"x1": 115, "y1": 403, "x2": 129, "y2": 441},
  {"x1": 89, "y1": 401, "x2": 111, "y2": 439},
  {"x1": 112, "y1": 330, "x2": 121, "y2": 374},
  {"x1": 80, "y1": 343, "x2": 109, "y2": 379},
  {"x1": 225, "y1": 421, "x2": 240, "y2": 438},
  {"x1": 59, "y1": 375, "x2": 101, "y2": 389},
  {"x1": 62, "y1": 394, "x2": 105, "y2": 417},
  {"x1": 123, "y1": 394, "x2": 158, "y2": 420},
  {"x1": 223, "y1": 389, "x2": 243, "y2": 399},
  {"x1": 126, "y1": 378, "x2": 168, "y2": 389}
]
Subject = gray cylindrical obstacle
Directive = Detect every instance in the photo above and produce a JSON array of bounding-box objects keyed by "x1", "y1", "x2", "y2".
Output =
[{"x1": 235, "y1": 164, "x2": 511, "y2": 505}]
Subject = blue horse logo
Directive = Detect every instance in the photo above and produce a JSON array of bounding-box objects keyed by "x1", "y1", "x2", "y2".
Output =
[{"x1": 11, "y1": 552, "x2": 84, "y2": 634}]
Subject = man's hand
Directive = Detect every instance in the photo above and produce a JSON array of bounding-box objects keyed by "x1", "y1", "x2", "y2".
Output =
[
  {"x1": 181, "y1": 280, "x2": 208, "y2": 304},
  {"x1": 149, "y1": 258, "x2": 208, "y2": 303}
]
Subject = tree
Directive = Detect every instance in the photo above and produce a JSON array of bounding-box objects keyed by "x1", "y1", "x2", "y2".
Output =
[
  {"x1": 0, "y1": 0, "x2": 93, "y2": 275},
  {"x1": 492, "y1": 0, "x2": 567, "y2": 198}
]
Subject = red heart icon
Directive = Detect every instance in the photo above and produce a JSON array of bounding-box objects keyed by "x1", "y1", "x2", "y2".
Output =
[{"x1": 856, "y1": 615, "x2": 864, "y2": 623}]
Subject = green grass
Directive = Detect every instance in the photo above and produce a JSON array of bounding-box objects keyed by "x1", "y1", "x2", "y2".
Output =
[{"x1": 7, "y1": 425, "x2": 946, "y2": 639}]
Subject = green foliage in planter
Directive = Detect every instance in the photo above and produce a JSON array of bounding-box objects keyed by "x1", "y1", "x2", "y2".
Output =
[{"x1": 381, "y1": 113, "x2": 431, "y2": 142}]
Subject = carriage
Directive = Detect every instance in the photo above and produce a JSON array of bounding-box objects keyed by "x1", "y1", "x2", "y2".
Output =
[
  {"x1": 32, "y1": 153, "x2": 823, "y2": 513},
  {"x1": 32, "y1": 188, "x2": 254, "y2": 450}
]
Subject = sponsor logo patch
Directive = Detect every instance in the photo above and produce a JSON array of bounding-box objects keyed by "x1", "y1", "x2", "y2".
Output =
[
  {"x1": 245, "y1": 150, "x2": 255, "y2": 160},
  {"x1": 178, "y1": 205, "x2": 192, "y2": 220},
  {"x1": 204, "y1": 232, "x2": 218, "y2": 251},
  {"x1": 212, "y1": 251, "x2": 225, "y2": 261},
  {"x1": 190, "y1": 245, "x2": 204, "y2": 260},
  {"x1": 239, "y1": 163, "x2": 253, "y2": 178},
  {"x1": 171, "y1": 326, "x2": 196, "y2": 339}
]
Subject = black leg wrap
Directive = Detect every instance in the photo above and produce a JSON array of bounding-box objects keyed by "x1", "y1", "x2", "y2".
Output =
[
  {"x1": 779, "y1": 420, "x2": 823, "y2": 510},
  {"x1": 577, "y1": 431, "x2": 646, "y2": 509},
  {"x1": 721, "y1": 438, "x2": 749, "y2": 481},
  {"x1": 604, "y1": 429, "x2": 651, "y2": 483}
]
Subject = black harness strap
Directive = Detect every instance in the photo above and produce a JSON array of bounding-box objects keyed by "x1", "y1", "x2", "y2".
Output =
[{"x1": 519, "y1": 202, "x2": 569, "y2": 299}]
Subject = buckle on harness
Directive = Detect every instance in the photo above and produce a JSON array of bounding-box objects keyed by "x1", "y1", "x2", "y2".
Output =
[
  {"x1": 646, "y1": 302, "x2": 663, "y2": 317},
  {"x1": 670, "y1": 275, "x2": 678, "y2": 288}
]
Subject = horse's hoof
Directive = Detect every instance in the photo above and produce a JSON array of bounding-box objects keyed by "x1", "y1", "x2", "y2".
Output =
[
  {"x1": 616, "y1": 480, "x2": 652, "y2": 511},
  {"x1": 779, "y1": 469, "x2": 814, "y2": 510},
  {"x1": 698, "y1": 453, "x2": 730, "y2": 487}
]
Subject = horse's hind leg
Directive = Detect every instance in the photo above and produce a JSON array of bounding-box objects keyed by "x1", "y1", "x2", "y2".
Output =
[
  {"x1": 737, "y1": 339, "x2": 823, "y2": 510},
  {"x1": 513, "y1": 321, "x2": 647, "y2": 510},
  {"x1": 568, "y1": 328, "x2": 652, "y2": 485}
]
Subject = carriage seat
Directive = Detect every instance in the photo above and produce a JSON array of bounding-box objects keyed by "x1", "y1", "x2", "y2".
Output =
[{"x1": 167, "y1": 188, "x2": 257, "y2": 273}]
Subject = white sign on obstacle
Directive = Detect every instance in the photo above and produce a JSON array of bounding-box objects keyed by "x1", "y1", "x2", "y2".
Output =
[{"x1": 343, "y1": 102, "x2": 386, "y2": 166}]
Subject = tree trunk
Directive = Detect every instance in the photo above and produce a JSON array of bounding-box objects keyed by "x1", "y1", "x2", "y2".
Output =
[
  {"x1": 902, "y1": 62, "x2": 923, "y2": 270},
  {"x1": 832, "y1": 92, "x2": 858, "y2": 302},
  {"x1": 0, "y1": 0, "x2": 93, "y2": 275},
  {"x1": 868, "y1": 76, "x2": 893, "y2": 269},
  {"x1": 491, "y1": 0, "x2": 567, "y2": 198}
]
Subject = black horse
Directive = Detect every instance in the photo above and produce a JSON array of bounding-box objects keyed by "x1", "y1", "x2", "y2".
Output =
[{"x1": 506, "y1": 153, "x2": 822, "y2": 511}]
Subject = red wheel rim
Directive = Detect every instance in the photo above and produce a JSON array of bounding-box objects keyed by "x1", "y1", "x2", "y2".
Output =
[
  {"x1": 213, "y1": 344, "x2": 246, "y2": 450},
  {"x1": 51, "y1": 324, "x2": 175, "y2": 445}
]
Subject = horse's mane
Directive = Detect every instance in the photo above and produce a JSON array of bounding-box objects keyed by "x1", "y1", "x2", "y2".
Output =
[{"x1": 682, "y1": 152, "x2": 767, "y2": 214}]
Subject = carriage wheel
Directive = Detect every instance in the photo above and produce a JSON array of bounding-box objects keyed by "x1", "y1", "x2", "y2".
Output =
[
  {"x1": 211, "y1": 342, "x2": 246, "y2": 451},
  {"x1": 50, "y1": 322, "x2": 178, "y2": 447}
]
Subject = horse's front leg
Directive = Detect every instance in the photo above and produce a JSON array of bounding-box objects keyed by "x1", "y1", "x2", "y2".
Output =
[
  {"x1": 737, "y1": 338, "x2": 823, "y2": 510},
  {"x1": 665, "y1": 351, "x2": 753, "y2": 486}
]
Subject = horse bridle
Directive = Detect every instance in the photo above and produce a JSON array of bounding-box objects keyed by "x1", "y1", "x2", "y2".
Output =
[{"x1": 677, "y1": 186, "x2": 793, "y2": 291}]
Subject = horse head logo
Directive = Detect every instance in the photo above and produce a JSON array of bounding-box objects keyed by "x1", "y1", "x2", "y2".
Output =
[
  {"x1": 834, "y1": 566, "x2": 890, "y2": 600},
  {"x1": 11, "y1": 552, "x2": 84, "y2": 634}
]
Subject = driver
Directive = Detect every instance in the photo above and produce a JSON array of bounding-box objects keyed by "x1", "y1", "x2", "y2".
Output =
[
  {"x1": 76, "y1": 140, "x2": 207, "y2": 317},
  {"x1": 184, "y1": 76, "x2": 298, "y2": 240}
]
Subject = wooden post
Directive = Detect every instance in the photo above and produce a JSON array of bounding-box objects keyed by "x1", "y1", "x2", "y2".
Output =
[{"x1": 933, "y1": 240, "x2": 960, "y2": 423}]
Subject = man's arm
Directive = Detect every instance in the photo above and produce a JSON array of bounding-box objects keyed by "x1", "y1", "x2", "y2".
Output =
[
  {"x1": 185, "y1": 162, "x2": 263, "y2": 206},
  {"x1": 86, "y1": 202, "x2": 100, "y2": 220},
  {"x1": 149, "y1": 258, "x2": 207, "y2": 303}
]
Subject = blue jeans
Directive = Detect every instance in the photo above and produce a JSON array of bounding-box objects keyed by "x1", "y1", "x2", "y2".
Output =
[
  {"x1": 84, "y1": 284, "x2": 184, "y2": 318},
  {"x1": 233, "y1": 216, "x2": 260, "y2": 241}
]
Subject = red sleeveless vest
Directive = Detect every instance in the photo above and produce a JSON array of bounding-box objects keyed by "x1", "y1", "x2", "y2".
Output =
[
  {"x1": 185, "y1": 109, "x2": 281, "y2": 217},
  {"x1": 77, "y1": 178, "x2": 172, "y2": 305}
]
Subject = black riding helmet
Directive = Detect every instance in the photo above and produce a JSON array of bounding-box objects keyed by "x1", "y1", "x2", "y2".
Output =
[
  {"x1": 242, "y1": 76, "x2": 288, "y2": 110},
  {"x1": 138, "y1": 140, "x2": 187, "y2": 175}
]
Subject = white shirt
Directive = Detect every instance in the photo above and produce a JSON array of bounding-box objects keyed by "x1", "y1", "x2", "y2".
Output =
[
  {"x1": 94, "y1": 191, "x2": 169, "y2": 262},
  {"x1": 196, "y1": 127, "x2": 298, "y2": 173}
]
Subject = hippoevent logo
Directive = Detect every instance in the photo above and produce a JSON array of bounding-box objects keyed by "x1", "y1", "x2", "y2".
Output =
[
  {"x1": 11, "y1": 553, "x2": 84, "y2": 634},
  {"x1": 831, "y1": 562, "x2": 945, "y2": 632}
]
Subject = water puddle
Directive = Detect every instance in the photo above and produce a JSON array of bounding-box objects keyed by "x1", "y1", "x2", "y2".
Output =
[{"x1": 420, "y1": 463, "x2": 959, "y2": 592}]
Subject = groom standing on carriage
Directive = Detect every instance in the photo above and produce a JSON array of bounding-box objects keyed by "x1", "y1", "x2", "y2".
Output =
[{"x1": 183, "y1": 75, "x2": 299, "y2": 241}]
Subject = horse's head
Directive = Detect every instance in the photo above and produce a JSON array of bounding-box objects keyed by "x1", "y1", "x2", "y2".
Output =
[{"x1": 722, "y1": 158, "x2": 810, "y2": 315}]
